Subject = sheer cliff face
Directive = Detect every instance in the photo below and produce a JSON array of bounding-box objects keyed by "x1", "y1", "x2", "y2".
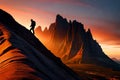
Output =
[
  {"x1": 0, "y1": 9, "x2": 81, "y2": 80},
  {"x1": 35, "y1": 15, "x2": 120, "y2": 70},
  {"x1": 35, "y1": 15, "x2": 85, "y2": 58}
]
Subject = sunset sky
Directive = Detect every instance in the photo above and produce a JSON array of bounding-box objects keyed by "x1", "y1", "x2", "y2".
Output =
[{"x1": 0, "y1": 0, "x2": 120, "y2": 59}]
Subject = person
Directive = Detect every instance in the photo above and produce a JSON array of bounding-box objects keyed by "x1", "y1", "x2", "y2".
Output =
[{"x1": 30, "y1": 19, "x2": 36, "y2": 34}]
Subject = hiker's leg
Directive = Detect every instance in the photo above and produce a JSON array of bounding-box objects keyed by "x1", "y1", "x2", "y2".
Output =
[
  {"x1": 33, "y1": 29, "x2": 35, "y2": 34},
  {"x1": 30, "y1": 27, "x2": 33, "y2": 33}
]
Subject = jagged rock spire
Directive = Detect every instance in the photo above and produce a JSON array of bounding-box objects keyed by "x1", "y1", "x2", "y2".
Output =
[{"x1": 86, "y1": 28, "x2": 93, "y2": 40}]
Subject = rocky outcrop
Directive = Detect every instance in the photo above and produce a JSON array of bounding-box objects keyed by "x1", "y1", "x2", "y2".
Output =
[
  {"x1": 35, "y1": 14, "x2": 120, "y2": 70},
  {"x1": 0, "y1": 9, "x2": 81, "y2": 80}
]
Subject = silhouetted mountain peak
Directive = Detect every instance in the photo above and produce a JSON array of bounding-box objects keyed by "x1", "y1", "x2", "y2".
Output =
[
  {"x1": 56, "y1": 14, "x2": 63, "y2": 20},
  {"x1": 44, "y1": 27, "x2": 48, "y2": 31},
  {"x1": 56, "y1": 14, "x2": 68, "y2": 24},
  {"x1": 38, "y1": 26, "x2": 42, "y2": 30},
  {"x1": 72, "y1": 20, "x2": 84, "y2": 30},
  {"x1": 87, "y1": 28, "x2": 91, "y2": 35},
  {"x1": 86, "y1": 28, "x2": 93, "y2": 40},
  {"x1": 35, "y1": 26, "x2": 42, "y2": 33},
  {"x1": 73, "y1": 20, "x2": 77, "y2": 23}
]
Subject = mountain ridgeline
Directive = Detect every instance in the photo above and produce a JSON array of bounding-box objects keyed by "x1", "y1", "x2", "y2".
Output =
[
  {"x1": 0, "y1": 9, "x2": 81, "y2": 80},
  {"x1": 35, "y1": 15, "x2": 120, "y2": 70}
]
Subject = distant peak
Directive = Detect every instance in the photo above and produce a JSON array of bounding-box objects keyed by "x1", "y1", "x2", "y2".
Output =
[
  {"x1": 44, "y1": 27, "x2": 48, "y2": 31},
  {"x1": 56, "y1": 14, "x2": 64, "y2": 22},
  {"x1": 73, "y1": 20, "x2": 83, "y2": 27},
  {"x1": 73, "y1": 20, "x2": 81, "y2": 24},
  {"x1": 56, "y1": 14, "x2": 63, "y2": 19},
  {"x1": 87, "y1": 28, "x2": 93, "y2": 40},
  {"x1": 36, "y1": 26, "x2": 42, "y2": 30},
  {"x1": 87, "y1": 28, "x2": 91, "y2": 33},
  {"x1": 73, "y1": 20, "x2": 77, "y2": 23}
]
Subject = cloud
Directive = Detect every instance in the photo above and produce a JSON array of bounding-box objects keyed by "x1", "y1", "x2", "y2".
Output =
[
  {"x1": 0, "y1": 0, "x2": 92, "y2": 8},
  {"x1": 45, "y1": 0, "x2": 92, "y2": 7},
  {"x1": 80, "y1": 16, "x2": 120, "y2": 47},
  {"x1": 91, "y1": 24, "x2": 120, "y2": 46}
]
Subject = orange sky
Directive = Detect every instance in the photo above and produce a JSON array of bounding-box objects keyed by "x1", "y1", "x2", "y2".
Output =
[{"x1": 0, "y1": 0, "x2": 120, "y2": 59}]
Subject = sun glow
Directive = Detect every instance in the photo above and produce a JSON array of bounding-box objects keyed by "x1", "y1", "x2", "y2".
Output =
[{"x1": 100, "y1": 44, "x2": 120, "y2": 59}]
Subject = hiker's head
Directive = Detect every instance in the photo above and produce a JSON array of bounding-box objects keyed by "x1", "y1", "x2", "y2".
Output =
[{"x1": 31, "y1": 19, "x2": 33, "y2": 21}]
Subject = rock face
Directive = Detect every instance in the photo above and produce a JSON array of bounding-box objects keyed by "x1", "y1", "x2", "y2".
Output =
[
  {"x1": 35, "y1": 15, "x2": 120, "y2": 70},
  {"x1": 0, "y1": 9, "x2": 81, "y2": 80}
]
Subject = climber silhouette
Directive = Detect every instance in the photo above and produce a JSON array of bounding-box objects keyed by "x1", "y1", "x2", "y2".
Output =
[{"x1": 30, "y1": 19, "x2": 36, "y2": 34}]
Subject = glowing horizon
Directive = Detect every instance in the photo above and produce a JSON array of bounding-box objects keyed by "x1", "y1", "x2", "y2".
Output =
[{"x1": 0, "y1": 0, "x2": 120, "y2": 59}]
